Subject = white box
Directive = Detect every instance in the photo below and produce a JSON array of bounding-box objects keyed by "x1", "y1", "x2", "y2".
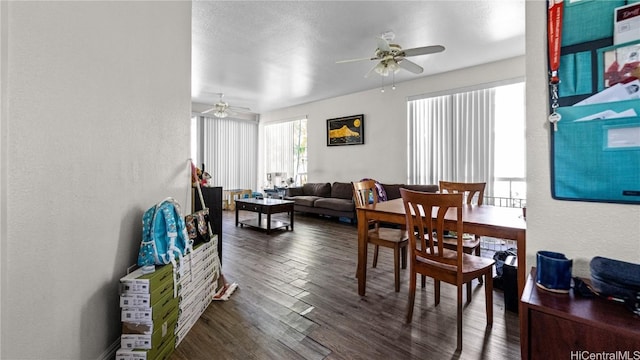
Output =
[
  {"x1": 115, "y1": 348, "x2": 147, "y2": 360},
  {"x1": 120, "y1": 293, "x2": 151, "y2": 308},
  {"x1": 121, "y1": 307, "x2": 152, "y2": 323},
  {"x1": 120, "y1": 334, "x2": 152, "y2": 350}
]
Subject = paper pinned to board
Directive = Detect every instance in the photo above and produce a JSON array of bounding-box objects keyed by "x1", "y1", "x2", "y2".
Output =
[
  {"x1": 575, "y1": 108, "x2": 638, "y2": 122},
  {"x1": 574, "y1": 80, "x2": 640, "y2": 106},
  {"x1": 614, "y1": 3, "x2": 640, "y2": 45}
]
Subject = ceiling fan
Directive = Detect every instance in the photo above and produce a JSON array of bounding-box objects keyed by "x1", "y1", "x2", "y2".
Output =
[
  {"x1": 336, "y1": 31, "x2": 445, "y2": 78},
  {"x1": 202, "y1": 93, "x2": 251, "y2": 118}
]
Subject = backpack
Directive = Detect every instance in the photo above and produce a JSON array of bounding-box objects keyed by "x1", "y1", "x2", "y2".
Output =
[
  {"x1": 137, "y1": 198, "x2": 192, "y2": 268},
  {"x1": 590, "y1": 256, "x2": 640, "y2": 315}
]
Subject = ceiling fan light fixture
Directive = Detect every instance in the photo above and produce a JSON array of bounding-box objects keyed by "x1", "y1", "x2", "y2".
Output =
[
  {"x1": 213, "y1": 110, "x2": 228, "y2": 118},
  {"x1": 373, "y1": 62, "x2": 388, "y2": 76},
  {"x1": 374, "y1": 59, "x2": 400, "y2": 77}
]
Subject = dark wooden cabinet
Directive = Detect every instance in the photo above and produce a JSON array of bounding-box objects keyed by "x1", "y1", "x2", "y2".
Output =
[
  {"x1": 520, "y1": 267, "x2": 640, "y2": 360},
  {"x1": 193, "y1": 186, "x2": 222, "y2": 264}
]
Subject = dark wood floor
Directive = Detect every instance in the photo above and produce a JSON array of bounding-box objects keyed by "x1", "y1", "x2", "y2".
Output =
[{"x1": 170, "y1": 211, "x2": 521, "y2": 360}]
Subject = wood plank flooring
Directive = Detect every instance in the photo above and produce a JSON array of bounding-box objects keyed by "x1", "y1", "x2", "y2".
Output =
[{"x1": 170, "y1": 211, "x2": 521, "y2": 360}]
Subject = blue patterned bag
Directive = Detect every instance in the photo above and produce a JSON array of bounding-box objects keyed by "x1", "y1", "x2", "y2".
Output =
[{"x1": 137, "y1": 198, "x2": 192, "y2": 268}]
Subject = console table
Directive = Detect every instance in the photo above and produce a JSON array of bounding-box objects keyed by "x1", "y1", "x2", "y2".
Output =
[{"x1": 520, "y1": 267, "x2": 640, "y2": 360}]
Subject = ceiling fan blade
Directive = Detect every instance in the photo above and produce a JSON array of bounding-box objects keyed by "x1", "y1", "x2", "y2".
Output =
[
  {"x1": 364, "y1": 62, "x2": 379, "y2": 78},
  {"x1": 228, "y1": 105, "x2": 252, "y2": 112},
  {"x1": 202, "y1": 108, "x2": 214, "y2": 114},
  {"x1": 336, "y1": 56, "x2": 376, "y2": 64},
  {"x1": 398, "y1": 59, "x2": 423, "y2": 74},
  {"x1": 377, "y1": 37, "x2": 391, "y2": 52},
  {"x1": 402, "y1": 45, "x2": 445, "y2": 57}
]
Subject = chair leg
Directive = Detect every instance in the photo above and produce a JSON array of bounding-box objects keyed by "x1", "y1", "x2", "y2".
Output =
[
  {"x1": 372, "y1": 244, "x2": 379, "y2": 268},
  {"x1": 406, "y1": 271, "x2": 416, "y2": 323},
  {"x1": 434, "y1": 280, "x2": 441, "y2": 306},
  {"x1": 476, "y1": 243, "x2": 484, "y2": 285},
  {"x1": 457, "y1": 284, "x2": 463, "y2": 351},
  {"x1": 466, "y1": 281, "x2": 472, "y2": 304},
  {"x1": 401, "y1": 245, "x2": 407, "y2": 269},
  {"x1": 485, "y1": 272, "x2": 493, "y2": 326},
  {"x1": 393, "y1": 247, "x2": 400, "y2": 292}
]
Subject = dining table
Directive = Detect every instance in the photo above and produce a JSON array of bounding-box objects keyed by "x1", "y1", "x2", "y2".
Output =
[
  {"x1": 356, "y1": 197, "x2": 527, "y2": 297},
  {"x1": 356, "y1": 197, "x2": 527, "y2": 354}
]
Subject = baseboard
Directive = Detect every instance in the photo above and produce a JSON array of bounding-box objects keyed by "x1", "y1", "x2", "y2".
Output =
[{"x1": 97, "y1": 338, "x2": 120, "y2": 360}]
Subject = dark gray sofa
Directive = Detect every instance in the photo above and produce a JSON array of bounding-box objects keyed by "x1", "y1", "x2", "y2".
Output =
[
  {"x1": 284, "y1": 182, "x2": 355, "y2": 220},
  {"x1": 284, "y1": 182, "x2": 439, "y2": 222}
]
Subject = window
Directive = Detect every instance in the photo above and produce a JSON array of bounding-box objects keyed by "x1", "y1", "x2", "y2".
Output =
[
  {"x1": 192, "y1": 115, "x2": 258, "y2": 190},
  {"x1": 408, "y1": 81, "x2": 526, "y2": 206},
  {"x1": 263, "y1": 118, "x2": 307, "y2": 188}
]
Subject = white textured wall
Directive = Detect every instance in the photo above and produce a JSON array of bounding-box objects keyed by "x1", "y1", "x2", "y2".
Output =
[
  {"x1": 1, "y1": 1, "x2": 191, "y2": 359},
  {"x1": 259, "y1": 57, "x2": 525, "y2": 186},
  {"x1": 258, "y1": 57, "x2": 524, "y2": 186},
  {"x1": 525, "y1": 0, "x2": 639, "y2": 275}
]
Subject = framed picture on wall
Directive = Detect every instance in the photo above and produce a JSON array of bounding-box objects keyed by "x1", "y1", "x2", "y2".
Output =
[{"x1": 326, "y1": 114, "x2": 364, "y2": 146}]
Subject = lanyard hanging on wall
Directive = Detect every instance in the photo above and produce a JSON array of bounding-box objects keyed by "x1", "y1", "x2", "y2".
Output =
[{"x1": 548, "y1": 0, "x2": 563, "y2": 131}]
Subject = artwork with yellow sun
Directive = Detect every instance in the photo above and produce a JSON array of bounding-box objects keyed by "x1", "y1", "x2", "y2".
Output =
[{"x1": 327, "y1": 114, "x2": 364, "y2": 146}]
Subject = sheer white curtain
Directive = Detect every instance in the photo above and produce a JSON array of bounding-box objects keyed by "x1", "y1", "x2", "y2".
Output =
[
  {"x1": 408, "y1": 88, "x2": 496, "y2": 197},
  {"x1": 199, "y1": 116, "x2": 258, "y2": 190},
  {"x1": 263, "y1": 118, "x2": 307, "y2": 186},
  {"x1": 264, "y1": 121, "x2": 295, "y2": 179}
]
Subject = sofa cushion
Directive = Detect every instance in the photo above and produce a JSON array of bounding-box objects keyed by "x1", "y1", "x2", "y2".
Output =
[
  {"x1": 291, "y1": 195, "x2": 323, "y2": 207},
  {"x1": 314, "y1": 197, "x2": 354, "y2": 212},
  {"x1": 285, "y1": 187, "x2": 304, "y2": 197},
  {"x1": 382, "y1": 184, "x2": 439, "y2": 200},
  {"x1": 381, "y1": 184, "x2": 403, "y2": 200},
  {"x1": 331, "y1": 182, "x2": 353, "y2": 200},
  {"x1": 303, "y1": 183, "x2": 331, "y2": 197}
]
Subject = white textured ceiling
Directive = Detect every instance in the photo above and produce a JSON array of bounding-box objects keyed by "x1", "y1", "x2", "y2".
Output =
[{"x1": 191, "y1": 1, "x2": 525, "y2": 115}]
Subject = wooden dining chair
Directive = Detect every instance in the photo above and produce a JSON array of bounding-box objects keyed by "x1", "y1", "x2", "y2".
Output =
[
  {"x1": 438, "y1": 181, "x2": 487, "y2": 296},
  {"x1": 400, "y1": 188, "x2": 495, "y2": 351},
  {"x1": 353, "y1": 180, "x2": 408, "y2": 292}
]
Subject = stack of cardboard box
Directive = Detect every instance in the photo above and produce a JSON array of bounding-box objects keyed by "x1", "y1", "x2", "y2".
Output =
[
  {"x1": 114, "y1": 235, "x2": 221, "y2": 359},
  {"x1": 175, "y1": 238, "x2": 221, "y2": 346},
  {"x1": 116, "y1": 263, "x2": 178, "y2": 360}
]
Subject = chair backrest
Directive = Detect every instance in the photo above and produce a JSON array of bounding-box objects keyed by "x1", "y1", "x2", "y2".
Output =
[
  {"x1": 400, "y1": 188, "x2": 464, "y2": 268},
  {"x1": 439, "y1": 181, "x2": 486, "y2": 205},
  {"x1": 352, "y1": 180, "x2": 379, "y2": 207}
]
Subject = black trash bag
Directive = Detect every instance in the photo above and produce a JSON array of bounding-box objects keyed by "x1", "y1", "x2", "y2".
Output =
[{"x1": 493, "y1": 247, "x2": 517, "y2": 290}]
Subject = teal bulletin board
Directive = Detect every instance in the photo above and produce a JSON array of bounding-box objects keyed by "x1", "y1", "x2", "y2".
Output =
[{"x1": 550, "y1": 0, "x2": 640, "y2": 204}]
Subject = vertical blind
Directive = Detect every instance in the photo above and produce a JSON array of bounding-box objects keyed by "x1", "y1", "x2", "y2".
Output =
[
  {"x1": 263, "y1": 118, "x2": 307, "y2": 186},
  {"x1": 264, "y1": 121, "x2": 296, "y2": 180},
  {"x1": 408, "y1": 88, "x2": 496, "y2": 197},
  {"x1": 199, "y1": 116, "x2": 258, "y2": 190}
]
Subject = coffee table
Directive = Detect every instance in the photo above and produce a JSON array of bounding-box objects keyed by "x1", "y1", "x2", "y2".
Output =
[{"x1": 235, "y1": 198, "x2": 294, "y2": 234}]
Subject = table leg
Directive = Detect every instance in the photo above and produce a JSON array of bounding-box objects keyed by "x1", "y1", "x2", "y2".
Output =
[
  {"x1": 235, "y1": 205, "x2": 239, "y2": 227},
  {"x1": 357, "y1": 208, "x2": 368, "y2": 296},
  {"x1": 290, "y1": 207, "x2": 294, "y2": 231},
  {"x1": 516, "y1": 231, "x2": 526, "y2": 298},
  {"x1": 517, "y1": 230, "x2": 527, "y2": 358},
  {"x1": 266, "y1": 212, "x2": 271, "y2": 234}
]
